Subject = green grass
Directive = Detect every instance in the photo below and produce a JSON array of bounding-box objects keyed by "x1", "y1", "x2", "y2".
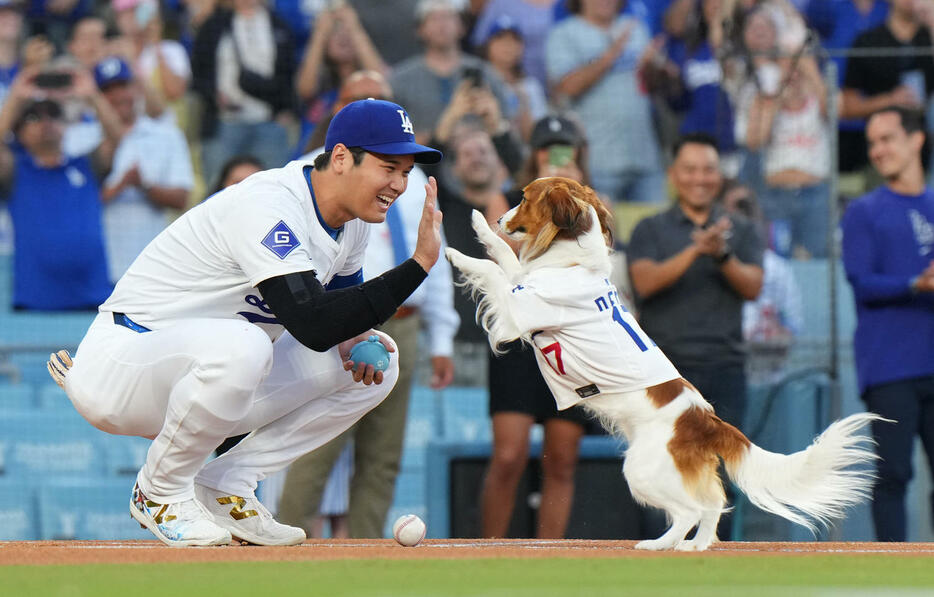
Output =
[{"x1": 5, "y1": 556, "x2": 934, "y2": 597}]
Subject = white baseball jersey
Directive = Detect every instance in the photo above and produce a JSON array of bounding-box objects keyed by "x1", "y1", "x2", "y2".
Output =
[
  {"x1": 509, "y1": 266, "x2": 680, "y2": 410},
  {"x1": 101, "y1": 160, "x2": 369, "y2": 339}
]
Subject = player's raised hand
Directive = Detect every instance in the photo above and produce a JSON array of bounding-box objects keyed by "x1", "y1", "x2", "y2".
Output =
[{"x1": 412, "y1": 176, "x2": 442, "y2": 272}]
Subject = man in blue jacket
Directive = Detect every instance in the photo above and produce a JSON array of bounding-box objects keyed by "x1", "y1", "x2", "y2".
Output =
[{"x1": 842, "y1": 105, "x2": 934, "y2": 541}]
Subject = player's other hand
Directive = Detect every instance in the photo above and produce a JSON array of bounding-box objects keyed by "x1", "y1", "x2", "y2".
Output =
[
  {"x1": 339, "y1": 329, "x2": 396, "y2": 385},
  {"x1": 412, "y1": 176, "x2": 443, "y2": 273}
]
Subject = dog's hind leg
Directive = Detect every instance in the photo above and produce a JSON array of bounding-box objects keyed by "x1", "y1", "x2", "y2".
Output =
[{"x1": 624, "y1": 439, "x2": 702, "y2": 551}]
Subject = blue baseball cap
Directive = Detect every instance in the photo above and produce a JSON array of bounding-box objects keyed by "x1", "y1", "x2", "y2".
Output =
[
  {"x1": 94, "y1": 56, "x2": 133, "y2": 90},
  {"x1": 486, "y1": 15, "x2": 522, "y2": 42},
  {"x1": 325, "y1": 99, "x2": 443, "y2": 164}
]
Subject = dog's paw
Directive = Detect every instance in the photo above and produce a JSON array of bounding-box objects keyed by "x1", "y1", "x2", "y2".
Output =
[
  {"x1": 470, "y1": 209, "x2": 490, "y2": 235},
  {"x1": 634, "y1": 539, "x2": 671, "y2": 551},
  {"x1": 674, "y1": 540, "x2": 708, "y2": 552},
  {"x1": 444, "y1": 247, "x2": 462, "y2": 264}
]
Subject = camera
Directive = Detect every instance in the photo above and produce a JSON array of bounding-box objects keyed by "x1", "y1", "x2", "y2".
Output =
[
  {"x1": 461, "y1": 65, "x2": 484, "y2": 88},
  {"x1": 34, "y1": 71, "x2": 73, "y2": 90}
]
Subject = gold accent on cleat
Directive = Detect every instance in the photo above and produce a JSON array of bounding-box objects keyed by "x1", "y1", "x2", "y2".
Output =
[
  {"x1": 46, "y1": 350, "x2": 73, "y2": 389},
  {"x1": 215, "y1": 495, "x2": 258, "y2": 520},
  {"x1": 148, "y1": 502, "x2": 176, "y2": 524}
]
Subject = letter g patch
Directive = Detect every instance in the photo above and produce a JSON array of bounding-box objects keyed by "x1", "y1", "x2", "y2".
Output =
[{"x1": 261, "y1": 220, "x2": 300, "y2": 259}]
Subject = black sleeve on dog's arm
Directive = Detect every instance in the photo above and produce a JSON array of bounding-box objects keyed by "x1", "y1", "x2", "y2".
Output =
[{"x1": 257, "y1": 259, "x2": 428, "y2": 352}]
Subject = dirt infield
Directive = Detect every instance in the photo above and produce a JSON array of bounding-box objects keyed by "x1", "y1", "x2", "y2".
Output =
[{"x1": 2, "y1": 539, "x2": 933, "y2": 566}]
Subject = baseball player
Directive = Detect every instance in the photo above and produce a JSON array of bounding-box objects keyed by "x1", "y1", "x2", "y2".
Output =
[{"x1": 45, "y1": 99, "x2": 444, "y2": 547}]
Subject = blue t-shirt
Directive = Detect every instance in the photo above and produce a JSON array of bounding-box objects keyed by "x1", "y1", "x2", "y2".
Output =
[
  {"x1": 6, "y1": 147, "x2": 112, "y2": 310},
  {"x1": 667, "y1": 40, "x2": 735, "y2": 153},
  {"x1": 841, "y1": 185, "x2": 934, "y2": 392}
]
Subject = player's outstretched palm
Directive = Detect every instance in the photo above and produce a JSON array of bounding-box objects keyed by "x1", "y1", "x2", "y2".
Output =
[{"x1": 412, "y1": 176, "x2": 442, "y2": 272}]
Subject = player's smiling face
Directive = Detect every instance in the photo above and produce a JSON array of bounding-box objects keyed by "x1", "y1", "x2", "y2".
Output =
[{"x1": 349, "y1": 151, "x2": 414, "y2": 223}]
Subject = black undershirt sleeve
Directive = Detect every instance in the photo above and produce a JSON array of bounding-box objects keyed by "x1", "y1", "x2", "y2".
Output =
[{"x1": 257, "y1": 258, "x2": 428, "y2": 352}]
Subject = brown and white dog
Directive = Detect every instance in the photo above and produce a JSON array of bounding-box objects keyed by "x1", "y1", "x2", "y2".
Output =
[{"x1": 445, "y1": 177, "x2": 882, "y2": 551}]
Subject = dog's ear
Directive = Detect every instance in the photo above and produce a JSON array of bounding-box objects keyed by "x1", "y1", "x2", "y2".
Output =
[
  {"x1": 547, "y1": 182, "x2": 592, "y2": 238},
  {"x1": 583, "y1": 186, "x2": 615, "y2": 246}
]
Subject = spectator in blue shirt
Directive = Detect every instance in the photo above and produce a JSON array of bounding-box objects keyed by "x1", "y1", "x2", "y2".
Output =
[
  {"x1": 0, "y1": 66, "x2": 124, "y2": 310},
  {"x1": 841, "y1": 105, "x2": 934, "y2": 541}
]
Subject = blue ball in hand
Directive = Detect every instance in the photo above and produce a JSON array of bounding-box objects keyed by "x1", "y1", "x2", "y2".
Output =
[{"x1": 349, "y1": 335, "x2": 391, "y2": 372}]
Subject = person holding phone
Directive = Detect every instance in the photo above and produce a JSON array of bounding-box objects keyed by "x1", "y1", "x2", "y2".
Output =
[
  {"x1": 390, "y1": 0, "x2": 516, "y2": 145},
  {"x1": 0, "y1": 65, "x2": 126, "y2": 310}
]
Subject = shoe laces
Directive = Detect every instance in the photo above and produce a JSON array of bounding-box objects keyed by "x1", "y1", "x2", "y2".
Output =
[{"x1": 171, "y1": 498, "x2": 213, "y2": 522}]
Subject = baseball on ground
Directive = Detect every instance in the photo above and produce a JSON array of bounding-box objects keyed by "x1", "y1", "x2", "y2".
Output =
[{"x1": 392, "y1": 514, "x2": 426, "y2": 547}]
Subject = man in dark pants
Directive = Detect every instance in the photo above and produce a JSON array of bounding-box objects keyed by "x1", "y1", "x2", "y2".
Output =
[
  {"x1": 627, "y1": 132, "x2": 764, "y2": 540},
  {"x1": 842, "y1": 105, "x2": 934, "y2": 542}
]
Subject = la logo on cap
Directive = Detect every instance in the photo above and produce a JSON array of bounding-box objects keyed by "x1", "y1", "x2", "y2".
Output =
[
  {"x1": 398, "y1": 110, "x2": 414, "y2": 135},
  {"x1": 100, "y1": 57, "x2": 122, "y2": 77},
  {"x1": 324, "y1": 98, "x2": 443, "y2": 164}
]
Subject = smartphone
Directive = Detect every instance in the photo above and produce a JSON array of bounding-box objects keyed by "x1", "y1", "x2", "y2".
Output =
[
  {"x1": 461, "y1": 65, "x2": 484, "y2": 88},
  {"x1": 34, "y1": 71, "x2": 73, "y2": 90},
  {"x1": 547, "y1": 145, "x2": 574, "y2": 168}
]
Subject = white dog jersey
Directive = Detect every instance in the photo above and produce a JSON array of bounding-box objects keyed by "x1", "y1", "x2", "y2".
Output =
[
  {"x1": 101, "y1": 160, "x2": 369, "y2": 339},
  {"x1": 509, "y1": 265, "x2": 680, "y2": 410}
]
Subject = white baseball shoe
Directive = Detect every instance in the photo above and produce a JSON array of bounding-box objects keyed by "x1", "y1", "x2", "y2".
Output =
[
  {"x1": 130, "y1": 483, "x2": 232, "y2": 547},
  {"x1": 195, "y1": 484, "x2": 306, "y2": 546}
]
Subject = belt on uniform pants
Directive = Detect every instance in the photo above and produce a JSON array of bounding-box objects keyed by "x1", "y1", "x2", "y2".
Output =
[
  {"x1": 392, "y1": 306, "x2": 418, "y2": 320},
  {"x1": 112, "y1": 312, "x2": 152, "y2": 333}
]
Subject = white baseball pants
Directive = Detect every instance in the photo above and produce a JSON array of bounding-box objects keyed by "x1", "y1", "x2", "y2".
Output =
[{"x1": 64, "y1": 313, "x2": 398, "y2": 503}]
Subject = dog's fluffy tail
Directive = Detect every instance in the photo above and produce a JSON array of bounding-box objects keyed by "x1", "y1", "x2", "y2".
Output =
[{"x1": 722, "y1": 413, "x2": 884, "y2": 532}]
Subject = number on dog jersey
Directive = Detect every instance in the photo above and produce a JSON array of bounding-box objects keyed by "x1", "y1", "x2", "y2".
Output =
[{"x1": 509, "y1": 269, "x2": 679, "y2": 410}]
